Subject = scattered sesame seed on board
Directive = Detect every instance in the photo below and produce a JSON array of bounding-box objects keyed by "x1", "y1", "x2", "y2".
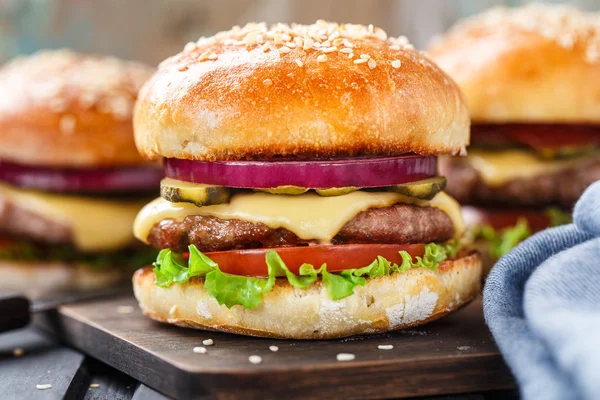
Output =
[
  {"x1": 269, "y1": 346, "x2": 279, "y2": 352},
  {"x1": 249, "y1": 355, "x2": 262, "y2": 364},
  {"x1": 12, "y1": 348, "x2": 24, "y2": 357},
  {"x1": 202, "y1": 339, "x2": 214, "y2": 346},
  {"x1": 116, "y1": 305, "x2": 134, "y2": 314},
  {"x1": 336, "y1": 353, "x2": 355, "y2": 361},
  {"x1": 90, "y1": 383, "x2": 100, "y2": 389},
  {"x1": 378, "y1": 345, "x2": 394, "y2": 350},
  {"x1": 193, "y1": 347, "x2": 207, "y2": 354},
  {"x1": 36, "y1": 384, "x2": 52, "y2": 390}
]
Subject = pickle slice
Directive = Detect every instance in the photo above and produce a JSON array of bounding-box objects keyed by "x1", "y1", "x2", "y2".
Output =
[
  {"x1": 384, "y1": 177, "x2": 446, "y2": 200},
  {"x1": 315, "y1": 187, "x2": 359, "y2": 196},
  {"x1": 160, "y1": 178, "x2": 232, "y2": 207},
  {"x1": 254, "y1": 186, "x2": 309, "y2": 195}
]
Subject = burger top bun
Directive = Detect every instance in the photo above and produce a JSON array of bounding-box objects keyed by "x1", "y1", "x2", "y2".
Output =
[
  {"x1": 134, "y1": 21, "x2": 470, "y2": 162},
  {"x1": 428, "y1": 4, "x2": 600, "y2": 123},
  {"x1": 0, "y1": 50, "x2": 154, "y2": 167}
]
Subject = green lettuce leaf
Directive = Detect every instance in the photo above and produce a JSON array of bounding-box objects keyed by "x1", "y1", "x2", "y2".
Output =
[
  {"x1": 545, "y1": 207, "x2": 572, "y2": 227},
  {"x1": 152, "y1": 242, "x2": 460, "y2": 309},
  {"x1": 477, "y1": 219, "x2": 531, "y2": 259}
]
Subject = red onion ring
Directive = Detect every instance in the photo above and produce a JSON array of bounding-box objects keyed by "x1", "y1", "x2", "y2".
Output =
[
  {"x1": 0, "y1": 160, "x2": 163, "y2": 193},
  {"x1": 165, "y1": 155, "x2": 437, "y2": 189}
]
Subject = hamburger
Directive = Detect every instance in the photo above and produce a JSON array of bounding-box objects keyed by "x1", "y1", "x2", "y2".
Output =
[
  {"x1": 132, "y1": 21, "x2": 482, "y2": 339},
  {"x1": 428, "y1": 4, "x2": 600, "y2": 264},
  {"x1": 0, "y1": 50, "x2": 161, "y2": 295}
]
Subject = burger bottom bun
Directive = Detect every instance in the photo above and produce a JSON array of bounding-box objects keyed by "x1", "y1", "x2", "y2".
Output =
[
  {"x1": 0, "y1": 261, "x2": 129, "y2": 298},
  {"x1": 133, "y1": 252, "x2": 482, "y2": 339}
]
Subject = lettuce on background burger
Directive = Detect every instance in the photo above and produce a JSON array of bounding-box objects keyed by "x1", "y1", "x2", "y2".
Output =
[
  {"x1": 132, "y1": 21, "x2": 482, "y2": 339},
  {"x1": 0, "y1": 50, "x2": 161, "y2": 295},
  {"x1": 429, "y1": 4, "x2": 600, "y2": 267}
]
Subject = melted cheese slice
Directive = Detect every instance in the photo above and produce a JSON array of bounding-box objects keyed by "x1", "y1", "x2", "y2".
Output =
[
  {"x1": 466, "y1": 149, "x2": 599, "y2": 187},
  {"x1": 0, "y1": 183, "x2": 147, "y2": 252},
  {"x1": 134, "y1": 190, "x2": 464, "y2": 243}
]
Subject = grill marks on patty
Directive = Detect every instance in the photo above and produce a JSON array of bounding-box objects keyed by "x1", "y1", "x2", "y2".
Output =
[
  {"x1": 440, "y1": 154, "x2": 600, "y2": 208},
  {"x1": 147, "y1": 204, "x2": 455, "y2": 252}
]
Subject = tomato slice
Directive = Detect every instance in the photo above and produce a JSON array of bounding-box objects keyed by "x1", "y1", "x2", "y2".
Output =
[
  {"x1": 462, "y1": 206, "x2": 551, "y2": 232},
  {"x1": 204, "y1": 244, "x2": 426, "y2": 277},
  {"x1": 471, "y1": 124, "x2": 600, "y2": 150}
]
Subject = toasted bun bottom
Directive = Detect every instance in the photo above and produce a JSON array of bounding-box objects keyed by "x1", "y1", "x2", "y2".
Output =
[
  {"x1": 0, "y1": 261, "x2": 128, "y2": 297},
  {"x1": 133, "y1": 252, "x2": 481, "y2": 339}
]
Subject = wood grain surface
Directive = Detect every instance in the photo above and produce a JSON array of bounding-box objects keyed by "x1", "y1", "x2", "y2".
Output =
[{"x1": 35, "y1": 294, "x2": 515, "y2": 400}]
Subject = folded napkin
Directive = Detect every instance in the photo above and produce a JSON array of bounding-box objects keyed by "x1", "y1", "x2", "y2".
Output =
[{"x1": 484, "y1": 181, "x2": 600, "y2": 400}]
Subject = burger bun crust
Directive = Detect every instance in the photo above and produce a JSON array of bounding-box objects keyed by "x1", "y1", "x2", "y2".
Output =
[{"x1": 133, "y1": 252, "x2": 481, "y2": 339}]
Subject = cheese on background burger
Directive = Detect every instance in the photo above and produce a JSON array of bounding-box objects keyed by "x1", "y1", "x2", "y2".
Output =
[
  {"x1": 0, "y1": 50, "x2": 162, "y2": 295},
  {"x1": 132, "y1": 21, "x2": 482, "y2": 339},
  {"x1": 428, "y1": 4, "x2": 600, "y2": 265}
]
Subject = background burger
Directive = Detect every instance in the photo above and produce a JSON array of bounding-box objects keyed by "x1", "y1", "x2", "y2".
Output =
[
  {"x1": 428, "y1": 4, "x2": 600, "y2": 266},
  {"x1": 132, "y1": 21, "x2": 481, "y2": 339},
  {"x1": 0, "y1": 50, "x2": 162, "y2": 295}
]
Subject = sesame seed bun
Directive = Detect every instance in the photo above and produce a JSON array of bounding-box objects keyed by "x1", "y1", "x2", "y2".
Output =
[
  {"x1": 0, "y1": 50, "x2": 154, "y2": 167},
  {"x1": 428, "y1": 4, "x2": 600, "y2": 123},
  {"x1": 132, "y1": 252, "x2": 481, "y2": 339},
  {"x1": 134, "y1": 21, "x2": 470, "y2": 162}
]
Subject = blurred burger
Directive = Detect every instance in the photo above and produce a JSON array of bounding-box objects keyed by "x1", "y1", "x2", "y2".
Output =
[
  {"x1": 132, "y1": 21, "x2": 481, "y2": 339},
  {"x1": 429, "y1": 4, "x2": 600, "y2": 264},
  {"x1": 0, "y1": 50, "x2": 162, "y2": 295}
]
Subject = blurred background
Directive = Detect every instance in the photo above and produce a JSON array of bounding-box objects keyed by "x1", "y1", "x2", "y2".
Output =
[{"x1": 1, "y1": 0, "x2": 599, "y2": 65}]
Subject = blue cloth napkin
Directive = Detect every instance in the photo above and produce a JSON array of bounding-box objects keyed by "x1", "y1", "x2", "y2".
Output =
[{"x1": 484, "y1": 181, "x2": 600, "y2": 400}]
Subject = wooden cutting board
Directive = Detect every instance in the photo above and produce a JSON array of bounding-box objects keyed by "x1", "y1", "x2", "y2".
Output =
[{"x1": 35, "y1": 294, "x2": 515, "y2": 400}]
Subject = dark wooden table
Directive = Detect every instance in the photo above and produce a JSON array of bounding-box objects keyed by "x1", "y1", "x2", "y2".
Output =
[{"x1": 0, "y1": 326, "x2": 519, "y2": 400}]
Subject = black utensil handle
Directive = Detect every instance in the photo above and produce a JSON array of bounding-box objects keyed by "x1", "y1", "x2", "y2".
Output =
[{"x1": 0, "y1": 294, "x2": 30, "y2": 333}]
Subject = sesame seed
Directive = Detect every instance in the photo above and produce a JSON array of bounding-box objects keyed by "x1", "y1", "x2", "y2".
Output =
[
  {"x1": 278, "y1": 46, "x2": 291, "y2": 54},
  {"x1": 274, "y1": 34, "x2": 283, "y2": 44},
  {"x1": 378, "y1": 344, "x2": 394, "y2": 350},
  {"x1": 207, "y1": 53, "x2": 218, "y2": 60},
  {"x1": 342, "y1": 39, "x2": 354, "y2": 48},
  {"x1": 59, "y1": 115, "x2": 76, "y2": 134},
  {"x1": 262, "y1": 43, "x2": 270, "y2": 52},
  {"x1": 281, "y1": 33, "x2": 291, "y2": 41},
  {"x1": 389, "y1": 44, "x2": 401, "y2": 51},
  {"x1": 193, "y1": 347, "x2": 207, "y2": 354},
  {"x1": 269, "y1": 346, "x2": 279, "y2": 352},
  {"x1": 360, "y1": 54, "x2": 370, "y2": 59},
  {"x1": 294, "y1": 37, "x2": 303, "y2": 47},
  {"x1": 178, "y1": 66, "x2": 189, "y2": 72},
  {"x1": 317, "y1": 54, "x2": 328, "y2": 62},
  {"x1": 404, "y1": 44, "x2": 415, "y2": 50},
  {"x1": 285, "y1": 41, "x2": 297, "y2": 48},
  {"x1": 353, "y1": 58, "x2": 368, "y2": 64},
  {"x1": 303, "y1": 38, "x2": 314, "y2": 50},
  {"x1": 36, "y1": 384, "x2": 52, "y2": 390},
  {"x1": 391, "y1": 60, "x2": 401, "y2": 69},
  {"x1": 312, "y1": 42, "x2": 322, "y2": 48},
  {"x1": 295, "y1": 59, "x2": 304, "y2": 67},
  {"x1": 169, "y1": 305, "x2": 178, "y2": 315},
  {"x1": 368, "y1": 59, "x2": 377, "y2": 69},
  {"x1": 339, "y1": 48, "x2": 353, "y2": 54},
  {"x1": 202, "y1": 339, "x2": 214, "y2": 346},
  {"x1": 198, "y1": 51, "x2": 213, "y2": 61},
  {"x1": 348, "y1": 53, "x2": 354, "y2": 59},
  {"x1": 333, "y1": 38, "x2": 343, "y2": 47},
  {"x1": 117, "y1": 305, "x2": 134, "y2": 314},
  {"x1": 12, "y1": 348, "x2": 23, "y2": 357},
  {"x1": 183, "y1": 42, "x2": 197, "y2": 52},
  {"x1": 249, "y1": 355, "x2": 262, "y2": 364},
  {"x1": 90, "y1": 384, "x2": 100, "y2": 389},
  {"x1": 336, "y1": 353, "x2": 355, "y2": 361},
  {"x1": 322, "y1": 46, "x2": 337, "y2": 53},
  {"x1": 263, "y1": 78, "x2": 273, "y2": 86}
]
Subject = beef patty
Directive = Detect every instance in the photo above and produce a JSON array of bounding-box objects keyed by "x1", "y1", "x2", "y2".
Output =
[
  {"x1": 439, "y1": 154, "x2": 600, "y2": 208},
  {"x1": 147, "y1": 203, "x2": 455, "y2": 252}
]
